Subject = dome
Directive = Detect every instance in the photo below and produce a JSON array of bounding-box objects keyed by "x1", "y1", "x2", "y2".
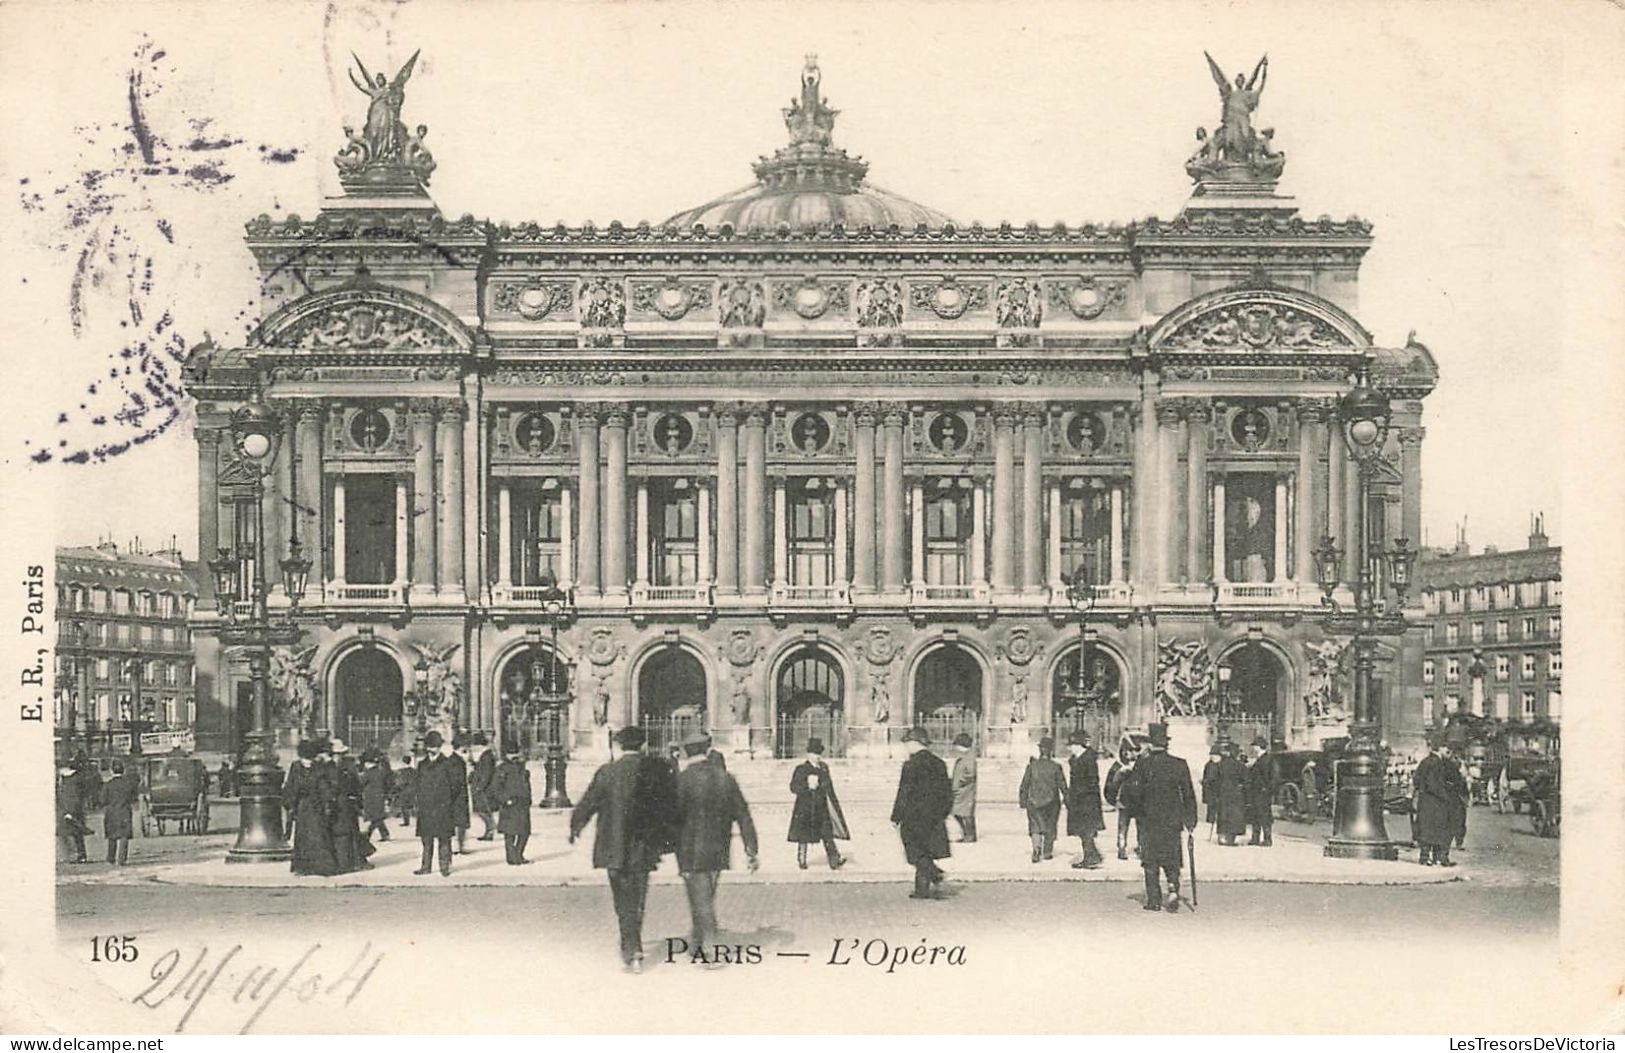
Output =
[{"x1": 662, "y1": 57, "x2": 954, "y2": 232}]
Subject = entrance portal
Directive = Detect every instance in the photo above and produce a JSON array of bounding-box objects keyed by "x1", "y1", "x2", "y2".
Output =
[
  {"x1": 913, "y1": 646, "x2": 983, "y2": 753},
  {"x1": 775, "y1": 648, "x2": 844, "y2": 758},
  {"x1": 335, "y1": 648, "x2": 403, "y2": 752},
  {"x1": 637, "y1": 648, "x2": 708, "y2": 752},
  {"x1": 1051, "y1": 645, "x2": 1124, "y2": 746},
  {"x1": 496, "y1": 645, "x2": 572, "y2": 759},
  {"x1": 1219, "y1": 643, "x2": 1285, "y2": 746}
]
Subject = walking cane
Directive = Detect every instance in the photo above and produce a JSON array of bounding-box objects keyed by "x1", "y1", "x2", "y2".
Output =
[{"x1": 1187, "y1": 829, "x2": 1199, "y2": 911}]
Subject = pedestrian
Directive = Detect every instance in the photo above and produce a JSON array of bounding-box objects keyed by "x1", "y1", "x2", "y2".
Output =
[
  {"x1": 949, "y1": 733, "x2": 978, "y2": 842},
  {"x1": 217, "y1": 760, "x2": 234, "y2": 798},
  {"x1": 396, "y1": 754, "x2": 417, "y2": 826},
  {"x1": 469, "y1": 732, "x2": 497, "y2": 841},
  {"x1": 329, "y1": 740, "x2": 374, "y2": 872},
  {"x1": 285, "y1": 739, "x2": 339, "y2": 877},
  {"x1": 491, "y1": 739, "x2": 533, "y2": 865},
  {"x1": 1119, "y1": 722, "x2": 1197, "y2": 912},
  {"x1": 1213, "y1": 742, "x2": 1248, "y2": 846},
  {"x1": 413, "y1": 730, "x2": 462, "y2": 876},
  {"x1": 569, "y1": 726, "x2": 678, "y2": 974},
  {"x1": 890, "y1": 726, "x2": 953, "y2": 900},
  {"x1": 361, "y1": 751, "x2": 391, "y2": 842},
  {"x1": 1065, "y1": 730, "x2": 1105, "y2": 869},
  {"x1": 450, "y1": 733, "x2": 473, "y2": 854},
  {"x1": 1104, "y1": 739, "x2": 1142, "y2": 860},
  {"x1": 1019, "y1": 736, "x2": 1067, "y2": 863},
  {"x1": 786, "y1": 737, "x2": 849, "y2": 870},
  {"x1": 675, "y1": 732, "x2": 759, "y2": 963},
  {"x1": 1412, "y1": 737, "x2": 1465, "y2": 867},
  {"x1": 1300, "y1": 758, "x2": 1320, "y2": 819},
  {"x1": 1245, "y1": 738, "x2": 1277, "y2": 846},
  {"x1": 57, "y1": 761, "x2": 90, "y2": 864},
  {"x1": 101, "y1": 760, "x2": 138, "y2": 866},
  {"x1": 1201, "y1": 747, "x2": 1222, "y2": 829},
  {"x1": 1453, "y1": 754, "x2": 1471, "y2": 850}
]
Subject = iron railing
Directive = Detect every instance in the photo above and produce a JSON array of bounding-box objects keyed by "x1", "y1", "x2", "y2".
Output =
[{"x1": 774, "y1": 712, "x2": 845, "y2": 758}]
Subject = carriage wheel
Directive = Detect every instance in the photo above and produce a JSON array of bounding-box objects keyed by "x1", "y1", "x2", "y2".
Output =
[{"x1": 1276, "y1": 782, "x2": 1304, "y2": 820}]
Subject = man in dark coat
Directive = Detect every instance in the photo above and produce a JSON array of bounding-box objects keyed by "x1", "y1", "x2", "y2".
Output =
[
  {"x1": 491, "y1": 739, "x2": 533, "y2": 865},
  {"x1": 469, "y1": 733, "x2": 498, "y2": 841},
  {"x1": 450, "y1": 733, "x2": 473, "y2": 854},
  {"x1": 1245, "y1": 737, "x2": 1278, "y2": 846},
  {"x1": 1412, "y1": 738, "x2": 1466, "y2": 867},
  {"x1": 1214, "y1": 743, "x2": 1248, "y2": 845},
  {"x1": 1019, "y1": 736, "x2": 1067, "y2": 863},
  {"x1": 57, "y1": 762, "x2": 90, "y2": 864},
  {"x1": 328, "y1": 740, "x2": 374, "y2": 873},
  {"x1": 891, "y1": 726, "x2": 953, "y2": 899},
  {"x1": 675, "y1": 733, "x2": 759, "y2": 958},
  {"x1": 413, "y1": 731, "x2": 462, "y2": 876},
  {"x1": 101, "y1": 760, "x2": 138, "y2": 865},
  {"x1": 1120, "y1": 723, "x2": 1197, "y2": 912},
  {"x1": 1104, "y1": 740, "x2": 1142, "y2": 860},
  {"x1": 570, "y1": 726, "x2": 678, "y2": 973},
  {"x1": 1065, "y1": 730, "x2": 1105, "y2": 869},
  {"x1": 285, "y1": 739, "x2": 339, "y2": 876},
  {"x1": 360, "y1": 752, "x2": 391, "y2": 842},
  {"x1": 395, "y1": 755, "x2": 417, "y2": 826},
  {"x1": 1201, "y1": 748, "x2": 1222, "y2": 827},
  {"x1": 217, "y1": 761, "x2": 234, "y2": 798},
  {"x1": 950, "y1": 733, "x2": 978, "y2": 842},
  {"x1": 786, "y1": 737, "x2": 848, "y2": 870}
]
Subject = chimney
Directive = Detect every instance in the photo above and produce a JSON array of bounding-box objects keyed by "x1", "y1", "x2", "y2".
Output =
[{"x1": 1528, "y1": 512, "x2": 1549, "y2": 551}]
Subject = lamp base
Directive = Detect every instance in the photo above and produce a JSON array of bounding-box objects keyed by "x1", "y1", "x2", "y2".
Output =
[
  {"x1": 226, "y1": 733, "x2": 291, "y2": 863},
  {"x1": 1323, "y1": 748, "x2": 1398, "y2": 861}
]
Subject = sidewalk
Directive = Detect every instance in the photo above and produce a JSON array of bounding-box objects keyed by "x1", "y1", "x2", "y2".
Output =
[{"x1": 88, "y1": 802, "x2": 1459, "y2": 890}]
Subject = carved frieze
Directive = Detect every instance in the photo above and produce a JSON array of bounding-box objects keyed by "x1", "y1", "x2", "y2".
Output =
[
  {"x1": 909, "y1": 277, "x2": 990, "y2": 320},
  {"x1": 493, "y1": 280, "x2": 574, "y2": 321},
  {"x1": 578, "y1": 276, "x2": 626, "y2": 329},
  {"x1": 717, "y1": 279, "x2": 767, "y2": 328},
  {"x1": 280, "y1": 304, "x2": 440, "y2": 351},
  {"x1": 772, "y1": 277, "x2": 852, "y2": 320},
  {"x1": 994, "y1": 278, "x2": 1043, "y2": 329},
  {"x1": 1047, "y1": 277, "x2": 1129, "y2": 320},
  {"x1": 1163, "y1": 303, "x2": 1348, "y2": 352},
  {"x1": 629, "y1": 278, "x2": 713, "y2": 322},
  {"x1": 855, "y1": 278, "x2": 903, "y2": 328}
]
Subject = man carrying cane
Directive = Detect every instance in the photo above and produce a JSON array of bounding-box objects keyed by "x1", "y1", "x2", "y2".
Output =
[{"x1": 1120, "y1": 722, "x2": 1197, "y2": 913}]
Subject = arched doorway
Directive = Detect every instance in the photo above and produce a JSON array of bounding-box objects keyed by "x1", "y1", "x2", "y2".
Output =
[
  {"x1": 637, "y1": 647, "x2": 708, "y2": 752},
  {"x1": 775, "y1": 648, "x2": 844, "y2": 758},
  {"x1": 496, "y1": 645, "x2": 572, "y2": 759},
  {"x1": 913, "y1": 645, "x2": 983, "y2": 753},
  {"x1": 335, "y1": 649, "x2": 403, "y2": 753},
  {"x1": 1218, "y1": 643, "x2": 1286, "y2": 746},
  {"x1": 1051, "y1": 643, "x2": 1124, "y2": 746}
]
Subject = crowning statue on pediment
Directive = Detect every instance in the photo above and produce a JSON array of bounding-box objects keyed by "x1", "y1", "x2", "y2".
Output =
[
  {"x1": 335, "y1": 51, "x2": 437, "y2": 192},
  {"x1": 1185, "y1": 52, "x2": 1285, "y2": 185}
]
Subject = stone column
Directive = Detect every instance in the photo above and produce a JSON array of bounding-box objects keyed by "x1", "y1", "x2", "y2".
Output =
[
  {"x1": 773, "y1": 478, "x2": 788, "y2": 585},
  {"x1": 971, "y1": 481, "x2": 988, "y2": 586},
  {"x1": 833, "y1": 482, "x2": 848, "y2": 587},
  {"x1": 436, "y1": 402, "x2": 465, "y2": 594},
  {"x1": 411, "y1": 406, "x2": 436, "y2": 595},
  {"x1": 741, "y1": 409, "x2": 767, "y2": 595},
  {"x1": 910, "y1": 483, "x2": 926, "y2": 587},
  {"x1": 991, "y1": 410, "x2": 1016, "y2": 591},
  {"x1": 576, "y1": 410, "x2": 601, "y2": 595},
  {"x1": 715, "y1": 411, "x2": 739, "y2": 595},
  {"x1": 602, "y1": 407, "x2": 629, "y2": 597},
  {"x1": 1185, "y1": 403, "x2": 1209, "y2": 582},
  {"x1": 1047, "y1": 483, "x2": 1063, "y2": 589},
  {"x1": 1400, "y1": 426, "x2": 1425, "y2": 546},
  {"x1": 1326, "y1": 410, "x2": 1345, "y2": 581},
  {"x1": 1021, "y1": 410, "x2": 1044, "y2": 591},
  {"x1": 332, "y1": 476, "x2": 348, "y2": 584},
  {"x1": 296, "y1": 405, "x2": 324, "y2": 593},
  {"x1": 1342, "y1": 437, "x2": 1361, "y2": 583},
  {"x1": 1156, "y1": 400, "x2": 1183, "y2": 586},
  {"x1": 1111, "y1": 482, "x2": 1127, "y2": 584},
  {"x1": 559, "y1": 485, "x2": 573, "y2": 590},
  {"x1": 267, "y1": 409, "x2": 293, "y2": 595},
  {"x1": 1273, "y1": 475, "x2": 1289, "y2": 583},
  {"x1": 852, "y1": 409, "x2": 877, "y2": 593},
  {"x1": 197, "y1": 428, "x2": 221, "y2": 606},
  {"x1": 881, "y1": 408, "x2": 906, "y2": 592},
  {"x1": 634, "y1": 479, "x2": 650, "y2": 588},
  {"x1": 1132, "y1": 387, "x2": 1157, "y2": 587},
  {"x1": 697, "y1": 483, "x2": 711, "y2": 585},
  {"x1": 1212, "y1": 475, "x2": 1226, "y2": 583},
  {"x1": 1295, "y1": 402, "x2": 1323, "y2": 585},
  {"x1": 394, "y1": 478, "x2": 409, "y2": 585}
]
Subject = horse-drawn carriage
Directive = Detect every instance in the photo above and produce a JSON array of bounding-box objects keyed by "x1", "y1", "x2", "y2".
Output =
[
  {"x1": 138, "y1": 753, "x2": 211, "y2": 836},
  {"x1": 1526, "y1": 769, "x2": 1561, "y2": 838}
]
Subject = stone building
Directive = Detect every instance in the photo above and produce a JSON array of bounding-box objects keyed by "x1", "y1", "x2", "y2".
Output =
[
  {"x1": 1417, "y1": 517, "x2": 1561, "y2": 729},
  {"x1": 184, "y1": 55, "x2": 1438, "y2": 762},
  {"x1": 56, "y1": 541, "x2": 200, "y2": 752}
]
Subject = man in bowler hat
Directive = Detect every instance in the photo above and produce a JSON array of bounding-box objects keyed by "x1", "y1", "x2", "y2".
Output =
[
  {"x1": 787, "y1": 737, "x2": 849, "y2": 869},
  {"x1": 1245, "y1": 737, "x2": 1277, "y2": 846},
  {"x1": 950, "y1": 732, "x2": 978, "y2": 842},
  {"x1": 1065, "y1": 729, "x2": 1105, "y2": 868},
  {"x1": 1019, "y1": 736, "x2": 1067, "y2": 863},
  {"x1": 675, "y1": 732, "x2": 759, "y2": 959},
  {"x1": 412, "y1": 730, "x2": 462, "y2": 876},
  {"x1": 891, "y1": 726, "x2": 953, "y2": 899},
  {"x1": 570, "y1": 726, "x2": 678, "y2": 973},
  {"x1": 469, "y1": 732, "x2": 498, "y2": 841},
  {"x1": 491, "y1": 738, "x2": 533, "y2": 864},
  {"x1": 101, "y1": 760, "x2": 138, "y2": 866},
  {"x1": 1120, "y1": 722, "x2": 1197, "y2": 911}
]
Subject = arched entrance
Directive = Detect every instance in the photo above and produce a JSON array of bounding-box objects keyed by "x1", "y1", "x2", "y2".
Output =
[
  {"x1": 637, "y1": 647, "x2": 708, "y2": 752},
  {"x1": 496, "y1": 645, "x2": 572, "y2": 759},
  {"x1": 775, "y1": 648, "x2": 844, "y2": 758},
  {"x1": 1218, "y1": 643, "x2": 1287, "y2": 746},
  {"x1": 1051, "y1": 643, "x2": 1124, "y2": 746},
  {"x1": 913, "y1": 645, "x2": 983, "y2": 753},
  {"x1": 335, "y1": 649, "x2": 403, "y2": 753}
]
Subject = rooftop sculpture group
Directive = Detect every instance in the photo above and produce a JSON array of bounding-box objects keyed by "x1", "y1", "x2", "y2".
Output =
[
  {"x1": 1187, "y1": 52, "x2": 1285, "y2": 185},
  {"x1": 335, "y1": 51, "x2": 437, "y2": 189}
]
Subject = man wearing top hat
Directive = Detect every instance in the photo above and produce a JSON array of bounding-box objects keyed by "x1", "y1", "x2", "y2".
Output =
[
  {"x1": 491, "y1": 737, "x2": 533, "y2": 865},
  {"x1": 1065, "y1": 729, "x2": 1105, "y2": 869},
  {"x1": 675, "y1": 732, "x2": 759, "y2": 960},
  {"x1": 787, "y1": 737, "x2": 849, "y2": 870},
  {"x1": 413, "y1": 730, "x2": 462, "y2": 876},
  {"x1": 1412, "y1": 735, "x2": 1465, "y2": 867},
  {"x1": 1213, "y1": 741, "x2": 1249, "y2": 846},
  {"x1": 570, "y1": 726, "x2": 678, "y2": 973},
  {"x1": 891, "y1": 726, "x2": 954, "y2": 899},
  {"x1": 449, "y1": 732, "x2": 473, "y2": 854},
  {"x1": 1119, "y1": 722, "x2": 1197, "y2": 912},
  {"x1": 1244, "y1": 737, "x2": 1278, "y2": 846},
  {"x1": 950, "y1": 732, "x2": 978, "y2": 843},
  {"x1": 468, "y1": 732, "x2": 498, "y2": 842}
]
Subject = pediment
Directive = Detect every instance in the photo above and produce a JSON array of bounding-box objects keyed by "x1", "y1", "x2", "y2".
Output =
[
  {"x1": 251, "y1": 280, "x2": 476, "y2": 354},
  {"x1": 1149, "y1": 287, "x2": 1371, "y2": 354}
]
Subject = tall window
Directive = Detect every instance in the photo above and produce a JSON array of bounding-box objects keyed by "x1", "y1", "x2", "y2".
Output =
[
  {"x1": 652, "y1": 479, "x2": 700, "y2": 586},
  {"x1": 923, "y1": 480, "x2": 974, "y2": 585},
  {"x1": 1445, "y1": 657, "x2": 1460, "y2": 683},
  {"x1": 1547, "y1": 689, "x2": 1561, "y2": 719},
  {"x1": 1496, "y1": 619, "x2": 1509, "y2": 642},
  {"x1": 1521, "y1": 691, "x2": 1536, "y2": 720},
  {"x1": 1495, "y1": 654, "x2": 1510, "y2": 681},
  {"x1": 1521, "y1": 653, "x2": 1536, "y2": 680},
  {"x1": 1225, "y1": 474, "x2": 1276, "y2": 582},
  {"x1": 1548, "y1": 652, "x2": 1561, "y2": 678},
  {"x1": 1422, "y1": 660, "x2": 1435, "y2": 684},
  {"x1": 511, "y1": 483, "x2": 565, "y2": 586},
  {"x1": 1445, "y1": 623, "x2": 1459, "y2": 645},
  {"x1": 342, "y1": 475, "x2": 396, "y2": 585},
  {"x1": 1549, "y1": 614, "x2": 1561, "y2": 638},
  {"x1": 788, "y1": 478, "x2": 835, "y2": 587},
  {"x1": 1422, "y1": 696, "x2": 1434, "y2": 727},
  {"x1": 229, "y1": 496, "x2": 260, "y2": 595},
  {"x1": 1522, "y1": 616, "x2": 1537, "y2": 637},
  {"x1": 1059, "y1": 478, "x2": 1111, "y2": 584},
  {"x1": 1470, "y1": 622, "x2": 1484, "y2": 643}
]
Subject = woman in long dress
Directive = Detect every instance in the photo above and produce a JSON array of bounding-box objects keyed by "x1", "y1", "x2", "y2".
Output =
[{"x1": 286, "y1": 739, "x2": 339, "y2": 877}]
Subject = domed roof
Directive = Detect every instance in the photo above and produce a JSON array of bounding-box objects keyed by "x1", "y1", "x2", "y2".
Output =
[{"x1": 662, "y1": 58, "x2": 954, "y2": 232}]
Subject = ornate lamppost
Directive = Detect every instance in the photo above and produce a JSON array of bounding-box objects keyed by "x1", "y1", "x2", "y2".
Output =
[
  {"x1": 1312, "y1": 377, "x2": 1420, "y2": 861},
  {"x1": 406, "y1": 655, "x2": 433, "y2": 750},
  {"x1": 537, "y1": 573, "x2": 572, "y2": 808},
  {"x1": 211, "y1": 394, "x2": 313, "y2": 863},
  {"x1": 1059, "y1": 563, "x2": 1099, "y2": 738}
]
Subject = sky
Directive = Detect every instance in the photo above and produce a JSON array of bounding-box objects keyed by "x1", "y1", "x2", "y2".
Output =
[{"x1": 1, "y1": 0, "x2": 1615, "y2": 557}]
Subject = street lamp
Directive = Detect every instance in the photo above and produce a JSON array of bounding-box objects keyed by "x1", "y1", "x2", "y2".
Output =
[
  {"x1": 1314, "y1": 375, "x2": 1419, "y2": 861},
  {"x1": 1060, "y1": 563, "x2": 1098, "y2": 738},
  {"x1": 537, "y1": 572, "x2": 572, "y2": 809},
  {"x1": 215, "y1": 392, "x2": 308, "y2": 864},
  {"x1": 407, "y1": 656, "x2": 432, "y2": 748}
]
